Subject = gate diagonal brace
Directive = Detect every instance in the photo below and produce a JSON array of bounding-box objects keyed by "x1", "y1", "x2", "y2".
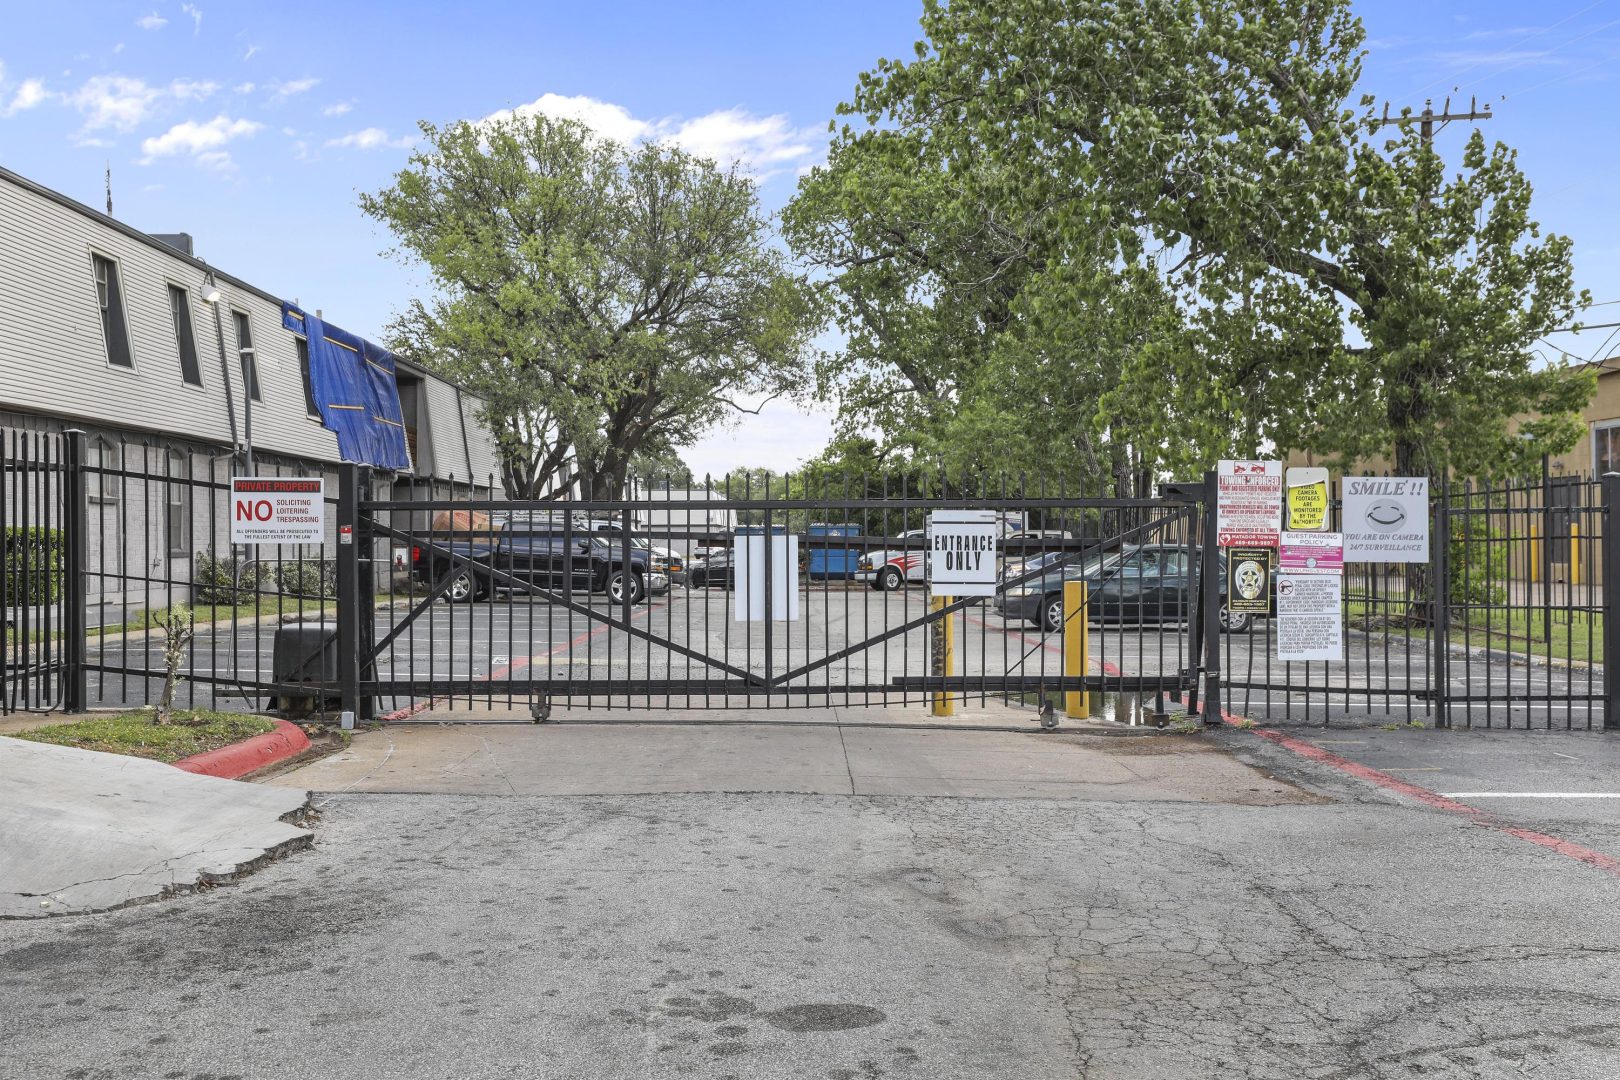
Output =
[
  {"x1": 770, "y1": 506, "x2": 1195, "y2": 687},
  {"x1": 367, "y1": 520, "x2": 770, "y2": 688}
]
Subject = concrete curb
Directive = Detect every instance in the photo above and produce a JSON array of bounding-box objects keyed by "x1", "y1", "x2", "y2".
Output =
[{"x1": 172, "y1": 719, "x2": 312, "y2": 780}]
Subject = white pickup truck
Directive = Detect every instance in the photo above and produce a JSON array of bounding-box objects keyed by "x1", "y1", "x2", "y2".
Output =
[{"x1": 857, "y1": 528, "x2": 1073, "y2": 590}]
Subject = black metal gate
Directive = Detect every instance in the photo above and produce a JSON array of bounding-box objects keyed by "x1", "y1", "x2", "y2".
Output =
[{"x1": 347, "y1": 466, "x2": 1211, "y2": 723}]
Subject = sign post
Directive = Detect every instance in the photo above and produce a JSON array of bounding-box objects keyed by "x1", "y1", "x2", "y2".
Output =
[{"x1": 230, "y1": 477, "x2": 325, "y2": 545}]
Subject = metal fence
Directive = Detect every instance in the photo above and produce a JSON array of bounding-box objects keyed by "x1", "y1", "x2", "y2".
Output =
[{"x1": 4, "y1": 431, "x2": 1616, "y2": 732}]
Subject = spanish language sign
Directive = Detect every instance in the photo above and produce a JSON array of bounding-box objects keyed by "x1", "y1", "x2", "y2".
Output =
[
  {"x1": 1275, "y1": 573, "x2": 1343, "y2": 662},
  {"x1": 1341, "y1": 477, "x2": 1429, "y2": 562},
  {"x1": 230, "y1": 478, "x2": 325, "y2": 545},
  {"x1": 1226, "y1": 547, "x2": 1272, "y2": 616},
  {"x1": 1216, "y1": 460, "x2": 1282, "y2": 547},
  {"x1": 927, "y1": 509, "x2": 1000, "y2": 596},
  {"x1": 1285, "y1": 467, "x2": 1329, "y2": 531},
  {"x1": 1279, "y1": 531, "x2": 1343, "y2": 576}
]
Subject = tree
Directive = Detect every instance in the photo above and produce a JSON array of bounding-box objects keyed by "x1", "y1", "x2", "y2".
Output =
[
  {"x1": 823, "y1": 0, "x2": 1592, "y2": 481},
  {"x1": 630, "y1": 440, "x2": 696, "y2": 487},
  {"x1": 363, "y1": 115, "x2": 819, "y2": 498}
]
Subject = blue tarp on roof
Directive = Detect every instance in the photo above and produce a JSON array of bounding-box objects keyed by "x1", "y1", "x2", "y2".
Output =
[{"x1": 282, "y1": 303, "x2": 412, "y2": 470}]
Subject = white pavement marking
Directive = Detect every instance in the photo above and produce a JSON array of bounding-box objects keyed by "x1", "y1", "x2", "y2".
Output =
[{"x1": 1441, "y1": 792, "x2": 1620, "y2": 799}]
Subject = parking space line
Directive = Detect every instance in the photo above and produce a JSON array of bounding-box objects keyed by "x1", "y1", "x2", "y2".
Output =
[{"x1": 1440, "y1": 792, "x2": 1620, "y2": 799}]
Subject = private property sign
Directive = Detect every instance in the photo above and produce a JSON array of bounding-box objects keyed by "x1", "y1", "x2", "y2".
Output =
[
  {"x1": 927, "y1": 509, "x2": 999, "y2": 596},
  {"x1": 230, "y1": 477, "x2": 325, "y2": 545}
]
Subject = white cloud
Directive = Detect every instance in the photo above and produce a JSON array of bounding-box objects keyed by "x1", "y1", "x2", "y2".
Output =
[
  {"x1": 139, "y1": 114, "x2": 262, "y2": 164},
  {"x1": 181, "y1": 3, "x2": 202, "y2": 34},
  {"x1": 243, "y1": 44, "x2": 260, "y2": 62},
  {"x1": 194, "y1": 150, "x2": 233, "y2": 171},
  {"x1": 269, "y1": 77, "x2": 319, "y2": 102},
  {"x1": 3, "y1": 78, "x2": 48, "y2": 117},
  {"x1": 325, "y1": 126, "x2": 413, "y2": 150},
  {"x1": 322, "y1": 101, "x2": 352, "y2": 117},
  {"x1": 63, "y1": 74, "x2": 218, "y2": 134},
  {"x1": 233, "y1": 82, "x2": 256, "y2": 94},
  {"x1": 136, "y1": 11, "x2": 167, "y2": 30},
  {"x1": 113, "y1": 42, "x2": 125, "y2": 55},
  {"x1": 480, "y1": 93, "x2": 820, "y2": 177}
]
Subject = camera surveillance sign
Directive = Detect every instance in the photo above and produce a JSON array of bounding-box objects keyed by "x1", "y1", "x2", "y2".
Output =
[{"x1": 1342, "y1": 477, "x2": 1429, "y2": 563}]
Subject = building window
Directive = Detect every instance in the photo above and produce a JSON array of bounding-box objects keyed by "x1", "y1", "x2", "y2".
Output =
[
  {"x1": 1596, "y1": 422, "x2": 1620, "y2": 476},
  {"x1": 232, "y1": 310, "x2": 261, "y2": 401},
  {"x1": 88, "y1": 437, "x2": 119, "y2": 503},
  {"x1": 295, "y1": 336, "x2": 320, "y2": 417},
  {"x1": 165, "y1": 450, "x2": 190, "y2": 555},
  {"x1": 168, "y1": 285, "x2": 203, "y2": 387},
  {"x1": 91, "y1": 254, "x2": 134, "y2": 368}
]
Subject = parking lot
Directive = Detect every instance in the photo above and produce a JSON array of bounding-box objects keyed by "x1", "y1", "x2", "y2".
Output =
[{"x1": 78, "y1": 579, "x2": 1600, "y2": 729}]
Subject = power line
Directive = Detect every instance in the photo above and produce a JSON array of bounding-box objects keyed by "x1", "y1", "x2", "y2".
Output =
[
  {"x1": 1407, "y1": 0, "x2": 1611, "y2": 97},
  {"x1": 1371, "y1": 96, "x2": 1493, "y2": 141}
]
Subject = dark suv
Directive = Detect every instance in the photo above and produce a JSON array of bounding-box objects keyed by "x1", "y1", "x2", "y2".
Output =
[
  {"x1": 415, "y1": 525, "x2": 652, "y2": 605},
  {"x1": 994, "y1": 544, "x2": 1262, "y2": 633}
]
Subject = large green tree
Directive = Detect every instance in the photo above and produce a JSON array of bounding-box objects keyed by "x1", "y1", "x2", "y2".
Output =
[
  {"x1": 804, "y1": 0, "x2": 1591, "y2": 481},
  {"x1": 363, "y1": 115, "x2": 818, "y2": 498}
]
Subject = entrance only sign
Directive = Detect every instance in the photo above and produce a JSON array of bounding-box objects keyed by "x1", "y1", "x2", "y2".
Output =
[
  {"x1": 230, "y1": 478, "x2": 326, "y2": 545},
  {"x1": 927, "y1": 510, "x2": 1000, "y2": 596}
]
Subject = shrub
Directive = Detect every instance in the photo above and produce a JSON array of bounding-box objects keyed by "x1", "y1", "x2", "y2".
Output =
[
  {"x1": 3, "y1": 526, "x2": 63, "y2": 606},
  {"x1": 193, "y1": 552, "x2": 268, "y2": 604},
  {"x1": 1447, "y1": 519, "x2": 1508, "y2": 607},
  {"x1": 273, "y1": 559, "x2": 337, "y2": 601}
]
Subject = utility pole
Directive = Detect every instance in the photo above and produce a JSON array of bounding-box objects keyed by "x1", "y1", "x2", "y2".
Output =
[{"x1": 1373, "y1": 95, "x2": 1492, "y2": 142}]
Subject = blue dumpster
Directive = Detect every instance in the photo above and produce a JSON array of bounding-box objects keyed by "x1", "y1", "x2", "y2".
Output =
[{"x1": 807, "y1": 523, "x2": 860, "y2": 580}]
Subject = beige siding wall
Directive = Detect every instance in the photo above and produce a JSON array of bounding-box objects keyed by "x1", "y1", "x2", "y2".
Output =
[
  {"x1": 0, "y1": 175, "x2": 344, "y2": 463},
  {"x1": 460, "y1": 389, "x2": 504, "y2": 486}
]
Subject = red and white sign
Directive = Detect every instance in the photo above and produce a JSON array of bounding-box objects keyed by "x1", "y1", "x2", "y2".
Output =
[
  {"x1": 1216, "y1": 460, "x2": 1282, "y2": 547},
  {"x1": 230, "y1": 477, "x2": 326, "y2": 545},
  {"x1": 1279, "y1": 531, "x2": 1343, "y2": 576}
]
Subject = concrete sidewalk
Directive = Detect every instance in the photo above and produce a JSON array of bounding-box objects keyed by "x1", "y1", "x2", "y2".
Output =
[
  {"x1": 0, "y1": 738, "x2": 311, "y2": 918},
  {"x1": 268, "y1": 721, "x2": 1319, "y2": 803}
]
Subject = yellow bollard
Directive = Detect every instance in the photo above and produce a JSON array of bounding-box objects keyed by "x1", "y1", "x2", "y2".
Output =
[
  {"x1": 1064, "y1": 580, "x2": 1090, "y2": 719},
  {"x1": 1529, "y1": 523, "x2": 1540, "y2": 584},
  {"x1": 930, "y1": 595, "x2": 955, "y2": 717},
  {"x1": 1572, "y1": 523, "x2": 1582, "y2": 586}
]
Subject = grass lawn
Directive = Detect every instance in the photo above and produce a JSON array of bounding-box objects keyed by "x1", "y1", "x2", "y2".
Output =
[
  {"x1": 10, "y1": 709, "x2": 277, "y2": 763},
  {"x1": 90, "y1": 596, "x2": 339, "y2": 638},
  {"x1": 1348, "y1": 602, "x2": 1602, "y2": 665}
]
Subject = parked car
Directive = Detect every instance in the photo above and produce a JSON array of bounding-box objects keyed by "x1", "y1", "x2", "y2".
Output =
[
  {"x1": 688, "y1": 548, "x2": 736, "y2": 589},
  {"x1": 856, "y1": 529, "x2": 928, "y2": 590},
  {"x1": 994, "y1": 544, "x2": 1262, "y2": 633},
  {"x1": 582, "y1": 520, "x2": 685, "y2": 585},
  {"x1": 415, "y1": 525, "x2": 655, "y2": 604}
]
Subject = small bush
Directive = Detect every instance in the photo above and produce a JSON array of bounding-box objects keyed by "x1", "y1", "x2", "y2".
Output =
[
  {"x1": 3, "y1": 526, "x2": 63, "y2": 606},
  {"x1": 273, "y1": 560, "x2": 336, "y2": 601},
  {"x1": 1447, "y1": 519, "x2": 1508, "y2": 607},
  {"x1": 193, "y1": 552, "x2": 268, "y2": 604}
]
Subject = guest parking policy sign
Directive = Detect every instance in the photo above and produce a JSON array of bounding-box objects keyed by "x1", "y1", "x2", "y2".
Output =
[{"x1": 230, "y1": 478, "x2": 325, "y2": 545}]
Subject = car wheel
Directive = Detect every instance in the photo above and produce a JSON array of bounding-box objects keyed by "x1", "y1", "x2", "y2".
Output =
[
  {"x1": 442, "y1": 565, "x2": 481, "y2": 603},
  {"x1": 608, "y1": 571, "x2": 645, "y2": 606},
  {"x1": 878, "y1": 566, "x2": 905, "y2": 591},
  {"x1": 691, "y1": 570, "x2": 706, "y2": 589},
  {"x1": 1219, "y1": 605, "x2": 1253, "y2": 634},
  {"x1": 1041, "y1": 594, "x2": 1065, "y2": 633}
]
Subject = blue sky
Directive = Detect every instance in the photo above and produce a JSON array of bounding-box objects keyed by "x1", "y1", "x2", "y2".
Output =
[{"x1": 2, "y1": 1, "x2": 1617, "y2": 477}]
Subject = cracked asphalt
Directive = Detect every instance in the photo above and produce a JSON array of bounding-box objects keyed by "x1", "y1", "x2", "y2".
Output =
[{"x1": 4, "y1": 726, "x2": 1620, "y2": 1079}]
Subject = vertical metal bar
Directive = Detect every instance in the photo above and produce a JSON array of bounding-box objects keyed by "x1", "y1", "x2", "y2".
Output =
[
  {"x1": 1602, "y1": 472, "x2": 1620, "y2": 731},
  {"x1": 1200, "y1": 469, "x2": 1222, "y2": 726},
  {"x1": 335, "y1": 462, "x2": 362, "y2": 723},
  {"x1": 1433, "y1": 480, "x2": 1451, "y2": 729},
  {"x1": 61, "y1": 430, "x2": 88, "y2": 713}
]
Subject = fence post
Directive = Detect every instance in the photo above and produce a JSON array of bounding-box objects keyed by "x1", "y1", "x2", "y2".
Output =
[
  {"x1": 335, "y1": 462, "x2": 363, "y2": 726},
  {"x1": 1603, "y1": 472, "x2": 1620, "y2": 731},
  {"x1": 61, "y1": 429, "x2": 88, "y2": 714},
  {"x1": 1432, "y1": 481, "x2": 1451, "y2": 729},
  {"x1": 1200, "y1": 469, "x2": 1222, "y2": 726}
]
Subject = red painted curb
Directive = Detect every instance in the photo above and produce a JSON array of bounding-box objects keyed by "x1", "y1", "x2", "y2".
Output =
[{"x1": 172, "y1": 719, "x2": 312, "y2": 780}]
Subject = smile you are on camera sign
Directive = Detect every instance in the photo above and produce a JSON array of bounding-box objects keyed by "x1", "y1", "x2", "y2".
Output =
[{"x1": 1341, "y1": 477, "x2": 1429, "y2": 563}]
